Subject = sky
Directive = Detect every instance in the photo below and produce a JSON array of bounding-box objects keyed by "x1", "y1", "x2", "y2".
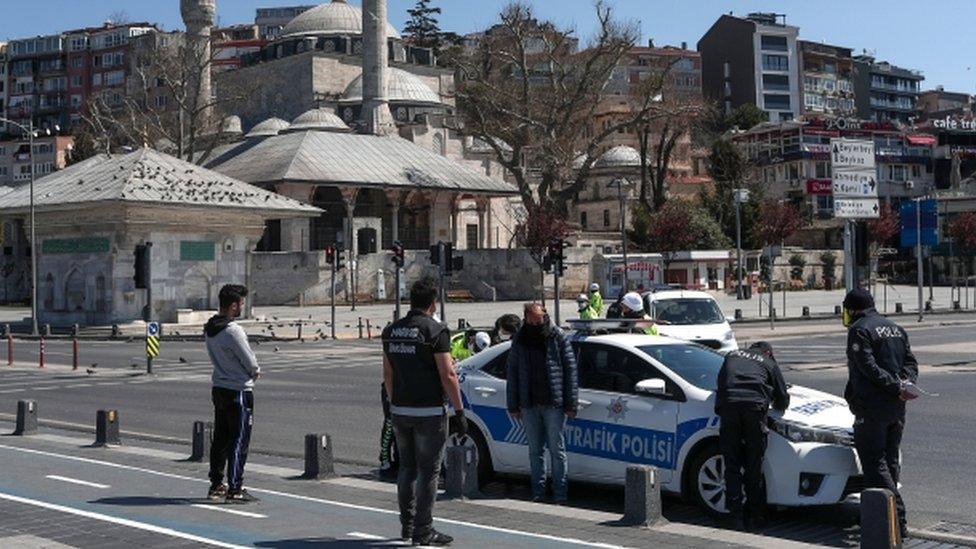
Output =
[{"x1": 1, "y1": 0, "x2": 975, "y2": 93}]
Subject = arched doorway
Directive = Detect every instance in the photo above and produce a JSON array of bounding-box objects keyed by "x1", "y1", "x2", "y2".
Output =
[
  {"x1": 95, "y1": 274, "x2": 107, "y2": 313},
  {"x1": 64, "y1": 270, "x2": 86, "y2": 311},
  {"x1": 309, "y1": 186, "x2": 345, "y2": 250},
  {"x1": 183, "y1": 270, "x2": 211, "y2": 310}
]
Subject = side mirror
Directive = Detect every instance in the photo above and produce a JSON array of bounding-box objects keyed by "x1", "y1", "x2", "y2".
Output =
[
  {"x1": 725, "y1": 316, "x2": 736, "y2": 324},
  {"x1": 635, "y1": 378, "x2": 667, "y2": 396}
]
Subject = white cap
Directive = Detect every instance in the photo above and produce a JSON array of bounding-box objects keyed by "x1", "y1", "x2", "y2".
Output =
[
  {"x1": 474, "y1": 332, "x2": 491, "y2": 352},
  {"x1": 621, "y1": 292, "x2": 644, "y2": 313},
  {"x1": 576, "y1": 294, "x2": 589, "y2": 303},
  {"x1": 589, "y1": 283, "x2": 600, "y2": 292}
]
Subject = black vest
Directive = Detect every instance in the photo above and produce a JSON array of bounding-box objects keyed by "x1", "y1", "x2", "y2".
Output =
[{"x1": 382, "y1": 310, "x2": 450, "y2": 409}]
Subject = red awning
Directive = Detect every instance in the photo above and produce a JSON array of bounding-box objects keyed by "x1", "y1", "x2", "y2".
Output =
[{"x1": 906, "y1": 134, "x2": 936, "y2": 146}]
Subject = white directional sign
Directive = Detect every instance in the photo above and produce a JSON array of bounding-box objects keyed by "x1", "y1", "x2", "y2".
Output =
[
  {"x1": 832, "y1": 170, "x2": 878, "y2": 197},
  {"x1": 834, "y1": 198, "x2": 880, "y2": 218},
  {"x1": 830, "y1": 138, "x2": 875, "y2": 170}
]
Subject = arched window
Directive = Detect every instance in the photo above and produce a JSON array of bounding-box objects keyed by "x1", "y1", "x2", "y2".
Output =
[
  {"x1": 65, "y1": 270, "x2": 86, "y2": 311},
  {"x1": 432, "y1": 132, "x2": 445, "y2": 156},
  {"x1": 43, "y1": 273, "x2": 55, "y2": 311}
]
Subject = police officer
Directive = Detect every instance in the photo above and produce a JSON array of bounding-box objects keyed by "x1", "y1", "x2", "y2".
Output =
[
  {"x1": 382, "y1": 278, "x2": 466, "y2": 546},
  {"x1": 576, "y1": 294, "x2": 597, "y2": 319},
  {"x1": 716, "y1": 341, "x2": 790, "y2": 530},
  {"x1": 619, "y1": 292, "x2": 658, "y2": 335},
  {"x1": 588, "y1": 283, "x2": 604, "y2": 316},
  {"x1": 842, "y1": 289, "x2": 918, "y2": 539}
]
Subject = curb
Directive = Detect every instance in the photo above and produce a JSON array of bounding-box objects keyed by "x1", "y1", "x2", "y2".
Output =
[{"x1": 908, "y1": 528, "x2": 976, "y2": 547}]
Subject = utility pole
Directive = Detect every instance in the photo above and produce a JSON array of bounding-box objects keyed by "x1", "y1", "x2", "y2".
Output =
[
  {"x1": 916, "y1": 198, "x2": 924, "y2": 322},
  {"x1": 734, "y1": 188, "x2": 749, "y2": 299}
]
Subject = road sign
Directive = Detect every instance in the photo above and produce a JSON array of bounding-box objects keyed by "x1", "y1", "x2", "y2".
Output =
[
  {"x1": 146, "y1": 322, "x2": 160, "y2": 358},
  {"x1": 830, "y1": 138, "x2": 876, "y2": 170},
  {"x1": 900, "y1": 199, "x2": 938, "y2": 247},
  {"x1": 834, "y1": 198, "x2": 880, "y2": 218},
  {"x1": 832, "y1": 170, "x2": 878, "y2": 197}
]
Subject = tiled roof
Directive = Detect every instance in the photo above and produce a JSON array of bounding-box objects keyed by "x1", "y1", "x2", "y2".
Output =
[{"x1": 0, "y1": 147, "x2": 320, "y2": 216}]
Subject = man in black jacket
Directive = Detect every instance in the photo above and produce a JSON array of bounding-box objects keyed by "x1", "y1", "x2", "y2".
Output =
[
  {"x1": 842, "y1": 289, "x2": 918, "y2": 538},
  {"x1": 716, "y1": 341, "x2": 790, "y2": 530}
]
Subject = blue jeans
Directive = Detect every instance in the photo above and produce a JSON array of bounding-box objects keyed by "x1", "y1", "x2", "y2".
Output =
[{"x1": 522, "y1": 405, "x2": 567, "y2": 501}]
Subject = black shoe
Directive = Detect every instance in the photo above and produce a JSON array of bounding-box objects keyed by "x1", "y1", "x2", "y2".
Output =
[
  {"x1": 413, "y1": 529, "x2": 453, "y2": 546},
  {"x1": 379, "y1": 468, "x2": 398, "y2": 482},
  {"x1": 207, "y1": 483, "x2": 227, "y2": 501},
  {"x1": 725, "y1": 514, "x2": 745, "y2": 531},
  {"x1": 400, "y1": 525, "x2": 413, "y2": 541},
  {"x1": 900, "y1": 524, "x2": 910, "y2": 540},
  {"x1": 225, "y1": 488, "x2": 260, "y2": 504}
]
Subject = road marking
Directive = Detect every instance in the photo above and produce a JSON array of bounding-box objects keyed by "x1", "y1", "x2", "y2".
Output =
[
  {"x1": 0, "y1": 443, "x2": 628, "y2": 549},
  {"x1": 347, "y1": 532, "x2": 385, "y2": 540},
  {"x1": 45, "y1": 475, "x2": 109, "y2": 489},
  {"x1": 0, "y1": 491, "x2": 249, "y2": 549},
  {"x1": 190, "y1": 504, "x2": 267, "y2": 519}
]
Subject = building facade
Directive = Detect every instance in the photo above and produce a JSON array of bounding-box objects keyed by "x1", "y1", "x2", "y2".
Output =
[
  {"x1": 255, "y1": 5, "x2": 317, "y2": 40},
  {"x1": 797, "y1": 40, "x2": 855, "y2": 119},
  {"x1": 698, "y1": 12, "x2": 801, "y2": 123},
  {"x1": 916, "y1": 86, "x2": 973, "y2": 121},
  {"x1": 0, "y1": 135, "x2": 74, "y2": 186},
  {"x1": 853, "y1": 55, "x2": 923, "y2": 124}
]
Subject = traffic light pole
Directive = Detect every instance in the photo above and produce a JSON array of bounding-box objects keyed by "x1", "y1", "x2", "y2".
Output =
[
  {"x1": 394, "y1": 266, "x2": 402, "y2": 321},
  {"x1": 145, "y1": 242, "x2": 153, "y2": 375},
  {"x1": 553, "y1": 268, "x2": 560, "y2": 327},
  {"x1": 438, "y1": 242, "x2": 446, "y2": 324},
  {"x1": 916, "y1": 198, "x2": 924, "y2": 322},
  {"x1": 331, "y1": 253, "x2": 337, "y2": 339}
]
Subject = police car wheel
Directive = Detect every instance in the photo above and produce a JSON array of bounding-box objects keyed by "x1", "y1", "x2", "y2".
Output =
[{"x1": 688, "y1": 445, "x2": 728, "y2": 518}]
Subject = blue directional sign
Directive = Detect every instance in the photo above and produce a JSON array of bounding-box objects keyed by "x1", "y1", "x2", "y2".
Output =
[
  {"x1": 146, "y1": 322, "x2": 160, "y2": 336},
  {"x1": 900, "y1": 199, "x2": 938, "y2": 247}
]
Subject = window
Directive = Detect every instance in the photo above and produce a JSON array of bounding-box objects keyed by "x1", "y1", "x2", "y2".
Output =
[
  {"x1": 763, "y1": 93, "x2": 791, "y2": 110},
  {"x1": 71, "y1": 95, "x2": 82, "y2": 108},
  {"x1": 70, "y1": 75, "x2": 83, "y2": 87},
  {"x1": 481, "y1": 350, "x2": 509, "y2": 379},
  {"x1": 104, "y1": 70, "x2": 125, "y2": 86},
  {"x1": 70, "y1": 37, "x2": 87, "y2": 51},
  {"x1": 650, "y1": 298, "x2": 725, "y2": 325},
  {"x1": 92, "y1": 73, "x2": 102, "y2": 86},
  {"x1": 603, "y1": 209, "x2": 610, "y2": 227},
  {"x1": 760, "y1": 35, "x2": 788, "y2": 52},
  {"x1": 637, "y1": 344, "x2": 723, "y2": 391},
  {"x1": 154, "y1": 95, "x2": 168, "y2": 108},
  {"x1": 71, "y1": 56, "x2": 84, "y2": 68},
  {"x1": 762, "y1": 73, "x2": 790, "y2": 91},
  {"x1": 816, "y1": 194, "x2": 834, "y2": 213},
  {"x1": 762, "y1": 54, "x2": 789, "y2": 71},
  {"x1": 576, "y1": 343, "x2": 667, "y2": 395},
  {"x1": 815, "y1": 161, "x2": 831, "y2": 178}
]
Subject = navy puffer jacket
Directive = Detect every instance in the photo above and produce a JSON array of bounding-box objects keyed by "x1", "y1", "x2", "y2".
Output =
[{"x1": 505, "y1": 324, "x2": 578, "y2": 412}]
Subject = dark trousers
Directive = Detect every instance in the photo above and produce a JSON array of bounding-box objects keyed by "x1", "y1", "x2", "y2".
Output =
[
  {"x1": 392, "y1": 414, "x2": 447, "y2": 537},
  {"x1": 854, "y1": 416, "x2": 906, "y2": 528},
  {"x1": 719, "y1": 404, "x2": 768, "y2": 516},
  {"x1": 209, "y1": 387, "x2": 254, "y2": 491}
]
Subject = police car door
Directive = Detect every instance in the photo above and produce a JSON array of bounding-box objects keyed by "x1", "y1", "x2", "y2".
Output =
[
  {"x1": 462, "y1": 346, "x2": 527, "y2": 471},
  {"x1": 571, "y1": 342, "x2": 679, "y2": 484}
]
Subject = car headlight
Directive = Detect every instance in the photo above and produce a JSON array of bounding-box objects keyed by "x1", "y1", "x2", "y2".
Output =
[
  {"x1": 768, "y1": 416, "x2": 853, "y2": 446},
  {"x1": 723, "y1": 330, "x2": 735, "y2": 342}
]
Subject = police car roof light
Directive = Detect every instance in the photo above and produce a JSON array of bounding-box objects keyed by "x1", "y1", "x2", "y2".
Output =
[{"x1": 566, "y1": 318, "x2": 654, "y2": 334}]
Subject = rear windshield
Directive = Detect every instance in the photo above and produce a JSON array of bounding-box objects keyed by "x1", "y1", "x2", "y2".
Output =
[
  {"x1": 652, "y1": 298, "x2": 725, "y2": 325},
  {"x1": 638, "y1": 344, "x2": 723, "y2": 391}
]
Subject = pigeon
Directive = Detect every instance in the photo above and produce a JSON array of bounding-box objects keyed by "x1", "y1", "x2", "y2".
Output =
[
  {"x1": 85, "y1": 368, "x2": 96, "y2": 375},
  {"x1": 90, "y1": 363, "x2": 98, "y2": 368},
  {"x1": 179, "y1": 357, "x2": 188, "y2": 363},
  {"x1": 274, "y1": 346, "x2": 280, "y2": 352},
  {"x1": 130, "y1": 363, "x2": 139, "y2": 369}
]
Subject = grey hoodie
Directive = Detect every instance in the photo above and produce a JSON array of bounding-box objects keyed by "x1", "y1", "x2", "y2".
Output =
[{"x1": 205, "y1": 315, "x2": 260, "y2": 391}]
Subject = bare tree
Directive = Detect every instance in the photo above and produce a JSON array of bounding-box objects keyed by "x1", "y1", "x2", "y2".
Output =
[
  {"x1": 636, "y1": 98, "x2": 705, "y2": 211},
  {"x1": 454, "y1": 2, "x2": 673, "y2": 213}
]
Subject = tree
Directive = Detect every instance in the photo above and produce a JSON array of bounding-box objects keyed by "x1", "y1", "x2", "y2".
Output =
[
  {"x1": 699, "y1": 138, "x2": 763, "y2": 248},
  {"x1": 756, "y1": 200, "x2": 805, "y2": 246},
  {"x1": 632, "y1": 199, "x2": 730, "y2": 277},
  {"x1": 454, "y1": 2, "x2": 674, "y2": 213},
  {"x1": 867, "y1": 202, "x2": 900, "y2": 248},
  {"x1": 403, "y1": 0, "x2": 442, "y2": 50},
  {"x1": 514, "y1": 205, "x2": 570, "y2": 300},
  {"x1": 949, "y1": 212, "x2": 976, "y2": 283},
  {"x1": 636, "y1": 96, "x2": 706, "y2": 211},
  {"x1": 820, "y1": 250, "x2": 837, "y2": 289}
]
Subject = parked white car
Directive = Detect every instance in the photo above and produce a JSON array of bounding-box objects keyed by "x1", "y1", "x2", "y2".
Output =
[
  {"x1": 455, "y1": 332, "x2": 861, "y2": 516},
  {"x1": 642, "y1": 290, "x2": 738, "y2": 352}
]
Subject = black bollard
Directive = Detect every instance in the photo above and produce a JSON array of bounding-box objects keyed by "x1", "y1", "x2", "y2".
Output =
[
  {"x1": 95, "y1": 409, "x2": 121, "y2": 446},
  {"x1": 734, "y1": 309, "x2": 743, "y2": 320},
  {"x1": 189, "y1": 421, "x2": 212, "y2": 462},
  {"x1": 802, "y1": 306, "x2": 810, "y2": 317},
  {"x1": 303, "y1": 433, "x2": 335, "y2": 479},
  {"x1": 860, "y1": 488, "x2": 902, "y2": 548},
  {"x1": 895, "y1": 302, "x2": 903, "y2": 313},
  {"x1": 834, "y1": 305, "x2": 842, "y2": 315},
  {"x1": 14, "y1": 400, "x2": 38, "y2": 436}
]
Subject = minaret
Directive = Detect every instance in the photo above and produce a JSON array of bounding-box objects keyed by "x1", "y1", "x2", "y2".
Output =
[
  {"x1": 180, "y1": 0, "x2": 216, "y2": 119},
  {"x1": 361, "y1": 0, "x2": 397, "y2": 136}
]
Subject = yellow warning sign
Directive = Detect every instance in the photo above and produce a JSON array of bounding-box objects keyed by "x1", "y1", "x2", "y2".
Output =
[{"x1": 146, "y1": 336, "x2": 159, "y2": 358}]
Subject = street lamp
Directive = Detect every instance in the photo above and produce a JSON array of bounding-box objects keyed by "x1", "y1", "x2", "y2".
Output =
[
  {"x1": 607, "y1": 178, "x2": 631, "y2": 292},
  {"x1": 1, "y1": 117, "x2": 59, "y2": 336},
  {"x1": 733, "y1": 188, "x2": 750, "y2": 300}
]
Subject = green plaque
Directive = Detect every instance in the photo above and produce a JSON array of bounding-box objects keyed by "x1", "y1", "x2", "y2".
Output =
[
  {"x1": 43, "y1": 237, "x2": 110, "y2": 254},
  {"x1": 180, "y1": 240, "x2": 215, "y2": 261}
]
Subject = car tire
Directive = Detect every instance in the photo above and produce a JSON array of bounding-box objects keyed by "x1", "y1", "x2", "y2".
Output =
[{"x1": 687, "y1": 442, "x2": 729, "y2": 518}]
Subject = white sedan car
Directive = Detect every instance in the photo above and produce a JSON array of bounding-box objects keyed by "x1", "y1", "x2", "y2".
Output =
[
  {"x1": 642, "y1": 290, "x2": 738, "y2": 353},
  {"x1": 455, "y1": 333, "x2": 861, "y2": 516}
]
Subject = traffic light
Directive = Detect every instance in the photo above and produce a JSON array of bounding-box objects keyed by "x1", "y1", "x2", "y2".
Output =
[
  {"x1": 429, "y1": 243, "x2": 440, "y2": 266},
  {"x1": 854, "y1": 222, "x2": 869, "y2": 267},
  {"x1": 325, "y1": 245, "x2": 345, "y2": 270},
  {"x1": 391, "y1": 241, "x2": 405, "y2": 268},
  {"x1": 547, "y1": 238, "x2": 569, "y2": 275},
  {"x1": 134, "y1": 244, "x2": 150, "y2": 289},
  {"x1": 325, "y1": 246, "x2": 335, "y2": 265}
]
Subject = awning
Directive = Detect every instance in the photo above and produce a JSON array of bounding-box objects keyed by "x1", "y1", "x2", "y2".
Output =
[{"x1": 906, "y1": 134, "x2": 936, "y2": 146}]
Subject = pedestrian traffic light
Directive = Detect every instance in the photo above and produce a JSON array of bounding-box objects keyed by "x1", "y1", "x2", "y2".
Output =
[
  {"x1": 134, "y1": 244, "x2": 150, "y2": 289},
  {"x1": 325, "y1": 246, "x2": 336, "y2": 265},
  {"x1": 429, "y1": 243, "x2": 441, "y2": 266},
  {"x1": 391, "y1": 241, "x2": 405, "y2": 268},
  {"x1": 854, "y1": 222, "x2": 869, "y2": 267}
]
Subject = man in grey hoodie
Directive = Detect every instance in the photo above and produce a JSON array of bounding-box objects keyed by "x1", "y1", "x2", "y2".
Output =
[{"x1": 205, "y1": 284, "x2": 261, "y2": 503}]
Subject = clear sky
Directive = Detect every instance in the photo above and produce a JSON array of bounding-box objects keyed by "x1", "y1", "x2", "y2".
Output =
[{"x1": 2, "y1": 0, "x2": 974, "y2": 93}]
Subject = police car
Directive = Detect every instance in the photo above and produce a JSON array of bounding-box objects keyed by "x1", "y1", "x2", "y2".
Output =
[
  {"x1": 455, "y1": 325, "x2": 861, "y2": 516},
  {"x1": 642, "y1": 290, "x2": 738, "y2": 353}
]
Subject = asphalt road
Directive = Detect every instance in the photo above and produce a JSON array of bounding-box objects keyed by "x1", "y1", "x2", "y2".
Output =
[{"x1": 0, "y1": 318, "x2": 973, "y2": 537}]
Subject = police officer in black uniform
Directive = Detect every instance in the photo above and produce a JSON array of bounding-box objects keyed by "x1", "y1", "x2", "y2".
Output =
[
  {"x1": 716, "y1": 341, "x2": 790, "y2": 530},
  {"x1": 842, "y1": 288, "x2": 918, "y2": 538},
  {"x1": 382, "y1": 278, "x2": 466, "y2": 547}
]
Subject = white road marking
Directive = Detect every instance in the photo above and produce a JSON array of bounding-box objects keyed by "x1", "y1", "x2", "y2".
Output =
[
  {"x1": 0, "y1": 491, "x2": 249, "y2": 549},
  {"x1": 0, "y1": 443, "x2": 629, "y2": 549},
  {"x1": 190, "y1": 504, "x2": 267, "y2": 519},
  {"x1": 45, "y1": 475, "x2": 109, "y2": 489},
  {"x1": 347, "y1": 531, "x2": 385, "y2": 540}
]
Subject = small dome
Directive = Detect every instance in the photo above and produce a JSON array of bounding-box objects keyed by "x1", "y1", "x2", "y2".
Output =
[
  {"x1": 280, "y1": 0, "x2": 401, "y2": 40},
  {"x1": 221, "y1": 115, "x2": 243, "y2": 135},
  {"x1": 342, "y1": 68, "x2": 441, "y2": 105},
  {"x1": 572, "y1": 153, "x2": 588, "y2": 170},
  {"x1": 245, "y1": 117, "x2": 291, "y2": 138},
  {"x1": 594, "y1": 145, "x2": 641, "y2": 168},
  {"x1": 283, "y1": 107, "x2": 351, "y2": 133}
]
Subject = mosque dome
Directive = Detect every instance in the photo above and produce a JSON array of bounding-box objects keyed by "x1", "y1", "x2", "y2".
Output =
[
  {"x1": 341, "y1": 68, "x2": 442, "y2": 105},
  {"x1": 245, "y1": 117, "x2": 291, "y2": 139},
  {"x1": 594, "y1": 145, "x2": 641, "y2": 168},
  {"x1": 280, "y1": 0, "x2": 401, "y2": 40},
  {"x1": 283, "y1": 107, "x2": 352, "y2": 133}
]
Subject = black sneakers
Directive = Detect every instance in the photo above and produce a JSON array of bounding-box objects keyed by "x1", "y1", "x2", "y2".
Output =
[
  {"x1": 207, "y1": 483, "x2": 227, "y2": 501},
  {"x1": 225, "y1": 488, "x2": 260, "y2": 504},
  {"x1": 412, "y1": 529, "x2": 453, "y2": 546},
  {"x1": 400, "y1": 525, "x2": 413, "y2": 541}
]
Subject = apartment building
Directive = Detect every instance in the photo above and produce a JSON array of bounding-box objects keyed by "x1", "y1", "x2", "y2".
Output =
[
  {"x1": 0, "y1": 134, "x2": 74, "y2": 186},
  {"x1": 798, "y1": 40, "x2": 855, "y2": 119},
  {"x1": 853, "y1": 55, "x2": 924, "y2": 124},
  {"x1": 255, "y1": 5, "x2": 316, "y2": 40},
  {"x1": 0, "y1": 42, "x2": 7, "y2": 134}
]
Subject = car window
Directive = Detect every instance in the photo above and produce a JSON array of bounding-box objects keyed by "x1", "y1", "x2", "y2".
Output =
[
  {"x1": 481, "y1": 350, "x2": 509, "y2": 379},
  {"x1": 651, "y1": 298, "x2": 725, "y2": 325},
  {"x1": 638, "y1": 344, "x2": 723, "y2": 391},
  {"x1": 577, "y1": 343, "x2": 677, "y2": 396}
]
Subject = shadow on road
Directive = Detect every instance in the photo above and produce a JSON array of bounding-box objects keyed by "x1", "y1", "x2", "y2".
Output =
[{"x1": 89, "y1": 496, "x2": 209, "y2": 506}]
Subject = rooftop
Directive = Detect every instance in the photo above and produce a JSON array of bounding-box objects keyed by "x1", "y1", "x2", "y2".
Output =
[
  {"x1": 279, "y1": 0, "x2": 400, "y2": 40},
  {"x1": 341, "y1": 68, "x2": 443, "y2": 105}
]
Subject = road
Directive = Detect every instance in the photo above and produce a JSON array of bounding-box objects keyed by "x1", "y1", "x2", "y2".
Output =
[{"x1": 0, "y1": 317, "x2": 973, "y2": 544}]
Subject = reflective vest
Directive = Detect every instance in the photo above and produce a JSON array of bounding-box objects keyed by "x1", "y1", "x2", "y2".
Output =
[
  {"x1": 450, "y1": 333, "x2": 472, "y2": 361},
  {"x1": 578, "y1": 305, "x2": 597, "y2": 320},
  {"x1": 589, "y1": 291, "x2": 604, "y2": 316}
]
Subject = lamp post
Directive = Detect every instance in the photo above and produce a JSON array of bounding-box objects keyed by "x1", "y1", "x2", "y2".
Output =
[
  {"x1": 1, "y1": 117, "x2": 57, "y2": 336},
  {"x1": 733, "y1": 188, "x2": 750, "y2": 300},
  {"x1": 607, "y1": 178, "x2": 631, "y2": 292}
]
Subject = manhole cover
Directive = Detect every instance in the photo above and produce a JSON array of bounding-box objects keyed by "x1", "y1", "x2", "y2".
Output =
[{"x1": 931, "y1": 521, "x2": 976, "y2": 538}]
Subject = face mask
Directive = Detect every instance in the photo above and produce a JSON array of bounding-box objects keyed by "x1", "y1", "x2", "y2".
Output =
[
  {"x1": 498, "y1": 332, "x2": 511, "y2": 341},
  {"x1": 842, "y1": 308, "x2": 852, "y2": 327}
]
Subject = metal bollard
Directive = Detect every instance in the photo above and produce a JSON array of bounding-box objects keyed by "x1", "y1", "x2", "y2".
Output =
[
  {"x1": 954, "y1": 300, "x2": 961, "y2": 310},
  {"x1": 72, "y1": 326, "x2": 79, "y2": 371},
  {"x1": 623, "y1": 465, "x2": 662, "y2": 526},
  {"x1": 357, "y1": 317, "x2": 364, "y2": 339},
  {"x1": 734, "y1": 309, "x2": 742, "y2": 321},
  {"x1": 802, "y1": 306, "x2": 810, "y2": 317},
  {"x1": 925, "y1": 301, "x2": 933, "y2": 312},
  {"x1": 38, "y1": 337, "x2": 45, "y2": 369},
  {"x1": 6, "y1": 325, "x2": 12, "y2": 367},
  {"x1": 44, "y1": 324, "x2": 52, "y2": 337},
  {"x1": 895, "y1": 302, "x2": 903, "y2": 313},
  {"x1": 14, "y1": 400, "x2": 38, "y2": 436},
  {"x1": 95, "y1": 409, "x2": 121, "y2": 446},
  {"x1": 111, "y1": 324, "x2": 120, "y2": 338},
  {"x1": 297, "y1": 321, "x2": 303, "y2": 341},
  {"x1": 303, "y1": 433, "x2": 336, "y2": 479},
  {"x1": 457, "y1": 319, "x2": 465, "y2": 330},
  {"x1": 444, "y1": 445, "x2": 479, "y2": 499},
  {"x1": 189, "y1": 420, "x2": 212, "y2": 462},
  {"x1": 860, "y1": 488, "x2": 902, "y2": 548},
  {"x1": 366, "y1": 319, "x2": 372, "y2": 339}
]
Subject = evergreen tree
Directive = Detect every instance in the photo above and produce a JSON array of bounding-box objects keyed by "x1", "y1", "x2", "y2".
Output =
[{"x1": 403, "y1": 0, "x2": 443, "y2": 50}]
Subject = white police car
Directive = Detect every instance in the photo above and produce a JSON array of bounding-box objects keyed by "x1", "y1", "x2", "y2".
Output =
[
  {"x1": 642, "y1": 290, "x2": 738, "y2": 353},
  {"x1": 455, "y1": 330, "x2": 861, "y2": 516}
]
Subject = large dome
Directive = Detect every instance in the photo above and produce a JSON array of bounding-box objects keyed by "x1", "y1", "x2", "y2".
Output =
[
  {"x1": 283, "y1": 107, "x2": 351, "y2": 133},
  {"x1": 341, "y1": 68, "x2": 442, "y2": 105},
  {"x1": 280, "y1": 0, "x2": 401, "y2": 40},
  {"x1": 594, "y1": 145, "x2": 641, "y2": 168}
]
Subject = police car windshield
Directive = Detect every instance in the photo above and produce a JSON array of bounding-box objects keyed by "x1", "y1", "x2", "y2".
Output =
[
  {"x1": 652, "y1": 298, "x2": 724, "y2": 325},
  {"x1": 637, "y1": 344, "x2": 723, "y2": 391}
]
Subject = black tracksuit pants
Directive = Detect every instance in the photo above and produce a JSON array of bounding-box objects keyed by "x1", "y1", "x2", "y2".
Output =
[
  {"x1": 719, "y1": 403, "x2": 768, "y2": 516},
  {"x1": 209, "y1": 387, "x2": 254, "y2": 491},
  {"x1": 854, "y1": 415, "x2": 906, "y2": 528}
]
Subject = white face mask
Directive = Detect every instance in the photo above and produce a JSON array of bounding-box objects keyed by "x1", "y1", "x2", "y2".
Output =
[{"x1": 498, "y1": 332, "x2": 511, "y2": 341}]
